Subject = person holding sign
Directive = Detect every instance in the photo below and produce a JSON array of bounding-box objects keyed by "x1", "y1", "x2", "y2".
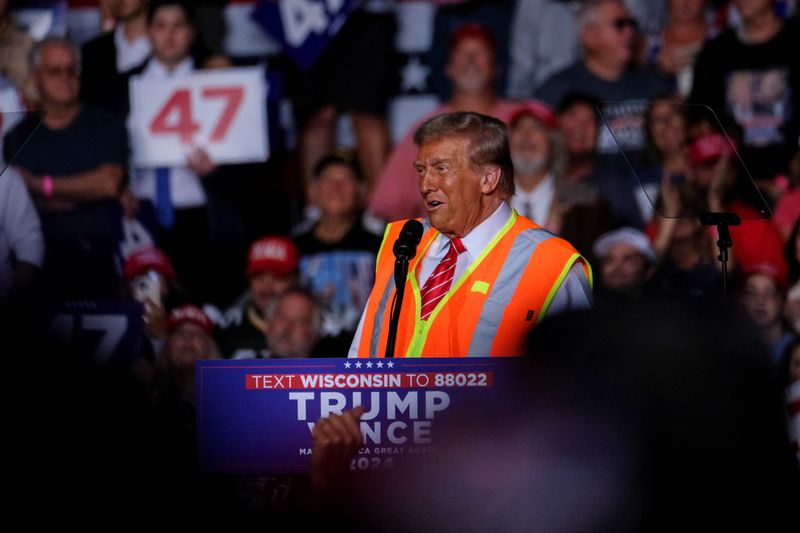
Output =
[
  {"x1": 125, "y1": 0, "x2": 218, "y2": 303},
  {"x1": 349, "y1": 112, "x2": 593, "y2": 358}
]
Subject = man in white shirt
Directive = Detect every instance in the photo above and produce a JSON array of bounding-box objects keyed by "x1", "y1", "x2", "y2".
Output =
[{"x1": 126, "y1": 0, "x2": 217, "y2": 302}]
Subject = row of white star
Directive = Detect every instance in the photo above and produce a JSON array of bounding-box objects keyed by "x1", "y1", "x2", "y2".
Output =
[{"x1": 343, "y1": 361, "x2": 395, "y2": 369}]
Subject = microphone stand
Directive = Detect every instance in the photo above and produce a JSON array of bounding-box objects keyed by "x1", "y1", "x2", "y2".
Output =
[
  {"x1": 699, "y1": 212, "x2": 740, "y2": 301},
  {"x1": 385, "y1": 256, "x2": 409, "y2": 358}
]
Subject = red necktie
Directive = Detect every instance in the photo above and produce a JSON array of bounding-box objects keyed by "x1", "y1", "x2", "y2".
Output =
[{"x1": 419, "y1": 237, "x2": 466, "y2": 320}]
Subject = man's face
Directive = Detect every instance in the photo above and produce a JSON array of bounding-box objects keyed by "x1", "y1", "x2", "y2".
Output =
[
  {"x1": 34, "y1": 44, "x2": 80, "y2": 107},
  {"x1": 559, "y1": 103, "x2": 598, "y2": 158},
  {"x1": 250, "y1": 271, "x2": 293, "y2": 313},
  {"x1": 446, "y1": 36, "x2": 496, "y2": 94},
  {"x1": 415, "y1": 136, "x2": 493, "y2": 238},
  {"x1": 734, "y1": 0, "x2": 775, "y2": 22},
  {"x1": 741, "y1": 274, "x2": 784, "y2": 329},
  {"x1": 312, "y1": 163, "x2": 361, "y2": 218},
  {"x1": 600, "y1": 243, "x2": 650, "y2": 291},
  {"x1": 148, "y1": 5, "x2": 193, "y2": 66},
  {"x1": 509, "y1": 115, "x2": 551, "y2": 174},
  {"x1": 582, "y1": 1, "x2": 636, "y2": 69},
  {"x1": 165, "y1": 323, "x2": 212, "y2": 371},
  {"x1": 265, "y1": 293, "x2": 319, "y2": 357},
  {"x1": 110, "y1": 0, "x2": 147, "y2": 21}
]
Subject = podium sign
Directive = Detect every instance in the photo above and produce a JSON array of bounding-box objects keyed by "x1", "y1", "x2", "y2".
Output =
[{"x1": 197, "y1": 357, "x2": 520, "y2": 474}]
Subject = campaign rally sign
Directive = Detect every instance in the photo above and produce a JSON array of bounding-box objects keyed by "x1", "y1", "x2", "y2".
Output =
[
  {"x1": 197, "y1": 357, "x2": 520, "y2": 474},
  {"x1": 252, "y1": 0, "x2": 360, "y2": 71},
  {"x1": 43, "y1": 300, "x2": 143, "y2": 367},
  {"x1": 129, "y1": 67, "x2": 269, "y2": 168}
]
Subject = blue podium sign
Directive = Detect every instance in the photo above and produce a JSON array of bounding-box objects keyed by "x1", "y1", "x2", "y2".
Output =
[{"x1": 197, "y1": 357, "x2": 521, "y2": 474}]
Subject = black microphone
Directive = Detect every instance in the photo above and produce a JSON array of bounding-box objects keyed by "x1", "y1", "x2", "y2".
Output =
[
  {"x1": 393, "y1": 219, "x2": 423, "y2": 261},
  {"x1": 387, "y1": 219, "x2": 423, "y2": 357}
]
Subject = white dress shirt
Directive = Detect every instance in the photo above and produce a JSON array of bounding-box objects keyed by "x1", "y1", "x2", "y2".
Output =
[
  {"x1": 509, "y1": 173, "x2": 556, "y2": 227},
  {"x1": 0, "y1": 166, "x2": 44, "y2": 298},
  {"x1": 129, "y1": 58, "x2": 207, "y2": 209},
  {"x1": 114, "y1": 25, "x2": 152, "y2": 73},
  {"x1": 347, "y1": 202, "x2": 592, "y2": 356}
]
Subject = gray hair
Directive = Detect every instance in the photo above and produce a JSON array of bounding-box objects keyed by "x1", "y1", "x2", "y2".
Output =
[
  {"x1": 265, "y1": 287, "x2": 323, "y2": 335},
  {"x1": 414, "y1": 111, "x2": 515, "y2": 199},
  {"x1": 29, "y1": 36, "x2": 81, "y2": 71}
]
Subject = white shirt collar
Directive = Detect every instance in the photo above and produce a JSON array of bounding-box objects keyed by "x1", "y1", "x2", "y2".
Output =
[
  {"x1": 143, "y1": 56, "x2": 194, "y2": 78},
  {"x1": 114, "y1": 25, "x2": 151, "y2": 72},
  {"x1": 430, "y1": 202, "x2": 513, "y2": 258}
]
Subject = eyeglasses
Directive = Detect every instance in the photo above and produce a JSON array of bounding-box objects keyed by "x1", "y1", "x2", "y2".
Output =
[
  {"x1": 612, "y1": 17, "x2": 638, "y2": 31},
  {"x1": 40, "y1": 65, "x2": 78, "y2": 78}
]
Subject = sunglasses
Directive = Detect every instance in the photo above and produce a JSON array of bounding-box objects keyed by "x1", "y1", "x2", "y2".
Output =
[{"x1": 612, "y1": 17, "x2": 638, "y2": 31}]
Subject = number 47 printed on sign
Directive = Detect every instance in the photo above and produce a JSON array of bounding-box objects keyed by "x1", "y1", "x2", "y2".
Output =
[{"x1": 129, "y1": 67, "x2": 269, "y2": 168}]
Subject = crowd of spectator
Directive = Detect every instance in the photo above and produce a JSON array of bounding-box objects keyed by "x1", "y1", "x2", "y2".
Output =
[{"x1": 1, "y1": 0, "x2": 799, "y2": 524}]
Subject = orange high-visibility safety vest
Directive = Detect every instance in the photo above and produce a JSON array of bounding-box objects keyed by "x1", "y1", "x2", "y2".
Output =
[{"x1": 355, "y1": 211, "x2": 592, "y2": 357}]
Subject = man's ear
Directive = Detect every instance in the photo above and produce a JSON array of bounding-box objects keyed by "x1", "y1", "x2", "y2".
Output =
[{"x1": 480, "y1": 165, "x2": 502, "y2": 195}]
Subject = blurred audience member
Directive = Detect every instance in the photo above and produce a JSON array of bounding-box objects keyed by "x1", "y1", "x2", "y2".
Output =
[
  {"x1": 0, "y1": 165, "x2": 43, "y2": 310},
  {"x1": 293, "y1": 152, "x2": 382, "y2": 354},
  {"x1": 684, "y1": 132, "x2": 788, "y2": 281},
  {"x1": 593, "y1": 227, "x2": 656, "y2": 304},
  {"x1": 507, "y1": 100, "x2": 564, "y2": 230},
  {"x1": 125, "y1": 0, "x2": 220, "y2": 303},
  {"x1": 81, "y1": 0, "x2": 151, "y2": 115},
  {"x1": 152, "y1": 304, "x2": 219, "y2": 471},
  {"x1": 507, "y1": 0, "x2": 582, "y2": 98},
  {"x1": 263, "y1": 289, "x2": 323, "y2": 358},
  {"x1": 287, "y1": 3, "x2": 396, "y2": 191},
  {"x1": 0, "y1": 0, "x2": 35, "y2": 105},
  {"x1": 368, "y1": 22, "x2": 519, "y2": 221},
  {"x1": 772, "y1": 146, "x2": 800, "y2": 241},
  {"x1": 536, "y1": 0, "x2": 671, "y2": 161},
  {"x1": 123, "y1": 245, "x2": 179, "y2": 359},
  {"x1": 216, "y1": 236, "x2": 298, "y2": 359},
  {"x1": 739, "y1": 262, "x2": 795, "y2": 363},
  {"x1": 779, "y1": 338, "x2": 800, "y2": 461},
  {"x1": 638, "y1": 97, "x2": 691, "y2": 224},
  {"x1": 642, "y1": 0, "x2": 712, "y2": 96},
  {"x1": 689, "y1": 0, "x2": 799, "y2": 182},
  {"x1": 786, "y1": 280, "x2": 800, "y2": 337},
  {"x1": 3, "y1": 37, "x2": 126, "y2": 300}
]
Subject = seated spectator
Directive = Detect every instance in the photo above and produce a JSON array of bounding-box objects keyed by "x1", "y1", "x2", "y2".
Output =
[
  {"x1": 123, "y1": 245, "x2": 181, "y2": 360},
  {"x1": 368, "y1": 22, "x2": 520, "y2": 222},
  {"x1": 689, "y1": 0, "x2": 799, "y2": 183},
  {"x1": 684, "y1": 132, "x2": 788, "y2": 281},
  {"x1": 536, "y1": 0, "x2": 671, "y2": 163},
  {"x1": 230, "y1": 288, "x2": 322, "y2": 359},
  {"x1": 293, "y1": 152, "x2": 382, "y2": 354},
  {"x1": 81, "y1": 0, "x2": 151, "y2": 115},
  {"x1": 151, "y1": 304, "x2": 219, "y2": 472},
  {"x1": 216, "y1": 236, "x2": 299, "y2": 358},
  {"x1": 507, "y1": 100, "x2": 564, "y2": 230},
  {"x1": 3, "y1": 37, "x2": 127, "y2": 300},
  {"x1": 263, "y1": 288, "x2": 323, "y2": 358},
  {"x1": 592, "y1": 227, "x2": 656, "y2": 305},
  {"x1": 0, "y1": 165, "x2": 43, "y2": 311},
  {"x1": 739, "y1": 262, "x2": 795, "y2": 364}
]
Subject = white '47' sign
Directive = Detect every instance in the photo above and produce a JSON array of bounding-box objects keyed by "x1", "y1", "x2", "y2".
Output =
[{"x1": 129, "y1": 66, "x2": 269, "y2": 168}]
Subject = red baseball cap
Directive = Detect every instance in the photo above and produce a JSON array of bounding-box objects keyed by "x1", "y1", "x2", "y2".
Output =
[
  {"x1": 449, "y1": 22, "x2": 496, "y2": 53},
  {"x1": 687, "y1": 133, "x2": 736, "y2": 166},
  {"x1": 166, "y1": 305, "x2": 214, "y2": 334},
  {"x1": 246, "y1": 236, "x2": 299, "y2": 277},
  {"x1": 123, "y1": 246, "x2": 175, "y2": 281},
  {"x1": 510, "y1": 100, "x2": 558, "y2": 130},
  {"x1": 743, "y1": 260, "x2": 788, "y2": 291}
]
